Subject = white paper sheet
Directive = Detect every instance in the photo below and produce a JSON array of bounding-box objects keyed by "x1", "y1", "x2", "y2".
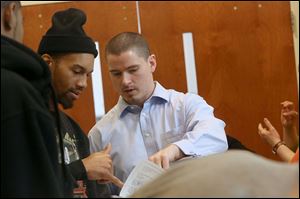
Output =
[{"x1": 119, "y1": 160, "x2": 165, "y2": 198}]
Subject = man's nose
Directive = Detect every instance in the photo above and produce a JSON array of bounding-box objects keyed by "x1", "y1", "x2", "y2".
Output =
[
  {"x1": 121, "y1": 72, "x2": 131, "y2": 86},
  {"x1": 77, "y1": 75, "x2": 88, "y2": 89}
]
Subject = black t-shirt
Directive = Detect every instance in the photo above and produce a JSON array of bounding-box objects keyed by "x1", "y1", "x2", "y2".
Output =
[{"x1": 57, "y1": 111, "x2": 111, "y2": 198}]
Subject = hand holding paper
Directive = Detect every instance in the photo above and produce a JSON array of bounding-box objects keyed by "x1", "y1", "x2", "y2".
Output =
[{"x1": 149, "y1": 144, "x2": 184, "y2": 169}]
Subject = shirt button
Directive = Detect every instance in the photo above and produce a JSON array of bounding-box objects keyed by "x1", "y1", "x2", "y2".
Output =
[{"x1": 145, "y1": 133, "x2": 150, "y2": 137}]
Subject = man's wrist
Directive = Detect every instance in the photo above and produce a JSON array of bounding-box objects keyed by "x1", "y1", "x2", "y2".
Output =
[
  {"x1": 170, "y1": 144, "x2": 184, "y2": 160},
  {"x1": 283, "y1": 126, "x2": 296, "y2": 133},
  {"x1": 272, "y1": 140, "x2": 286, "y2": 154}
]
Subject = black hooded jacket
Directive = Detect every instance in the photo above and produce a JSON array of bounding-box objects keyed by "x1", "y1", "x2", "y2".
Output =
[{"x1": 1, "y1": 35, "x2": 70, "y2": 197}]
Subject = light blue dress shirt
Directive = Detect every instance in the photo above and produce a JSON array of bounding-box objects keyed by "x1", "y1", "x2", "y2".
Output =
[{"x1": 88, "y1": 82, "x2": 228, "y2": 194}]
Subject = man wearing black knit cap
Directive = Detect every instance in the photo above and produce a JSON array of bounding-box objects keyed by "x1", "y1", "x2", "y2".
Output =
[{"x1": 38, "y1": 8, "x2": 123, "y2": 197}]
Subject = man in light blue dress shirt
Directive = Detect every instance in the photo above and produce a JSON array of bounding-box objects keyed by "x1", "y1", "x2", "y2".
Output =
[{"x1": 88, "y1": 32, "x2": 228, "y2": 194}]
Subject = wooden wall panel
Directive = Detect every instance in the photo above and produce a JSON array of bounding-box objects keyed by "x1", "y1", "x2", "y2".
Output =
[
  {"x1": 22, "y1": 2, "x2": 298, "y2": 160},
  {"x1": 22, "y1": 1, "x2": 138, "y2": 133},
  {"x1": 139, "y1": 1, "x2": 299, "y2": 160}
]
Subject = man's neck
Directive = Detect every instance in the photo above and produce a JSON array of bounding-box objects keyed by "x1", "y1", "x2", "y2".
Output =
[{"x1": 137, "y1": 81, "x2": 157, "y2": 108}]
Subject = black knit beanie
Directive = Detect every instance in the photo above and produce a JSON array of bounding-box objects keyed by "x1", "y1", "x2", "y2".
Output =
[{"x1": 38, "y1": 8, "x2": 98, "y2": 58}]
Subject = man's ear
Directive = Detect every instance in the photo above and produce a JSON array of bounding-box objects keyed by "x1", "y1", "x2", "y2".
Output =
[
  {"x1": 3, "y1": 3, "x2": 17, "y2": 31},
  {"x1": 41, "y1": 54, "x2": 55, "y2": 70},
  {"x1": 148, "y1": 54, "x2": 157, "y2": 73}
]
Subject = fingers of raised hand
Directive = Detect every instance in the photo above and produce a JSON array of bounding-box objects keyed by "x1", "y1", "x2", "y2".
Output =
[
  {"x1": 263, "y1": 118, "x2": 276, "y2": 131},
  {"x1": 281, "y1": 101, "x2": 294, "y2": 109}
]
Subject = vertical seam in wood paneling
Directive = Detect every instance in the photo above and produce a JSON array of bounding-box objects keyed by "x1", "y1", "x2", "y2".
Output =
[
  {"x1": 289, "y1": 1, "x2": 299, "y2": 97},
  {"x1": 136, "y1": 1, "x2": 142, "y2": 33}
]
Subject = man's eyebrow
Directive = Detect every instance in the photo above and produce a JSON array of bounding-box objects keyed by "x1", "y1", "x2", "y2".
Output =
[
  {"x1": 109, "y1": 65, "x2": 140, "y2": 73},
  {"x1": 127, "y1": 65, "x2": 139, "y2": 69},
  {"x1": 72, "y1": 64, "x2": 93, "y2": 73},
  {"x1": 109, "y1": 69, "x2": 120, "y2": 73},
  {"x1": 72, "y1": 64, "x2": 87, "y2": 72}
]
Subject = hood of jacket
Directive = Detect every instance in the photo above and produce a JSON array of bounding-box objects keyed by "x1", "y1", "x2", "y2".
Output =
[{"x1": 1, "y1": 35, "x2": 52, "y2": 106}]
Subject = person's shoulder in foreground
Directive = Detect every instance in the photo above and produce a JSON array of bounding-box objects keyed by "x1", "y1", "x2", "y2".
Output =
[{"x1": 132, "y1": 150, "x2": 299, "y2": 198}]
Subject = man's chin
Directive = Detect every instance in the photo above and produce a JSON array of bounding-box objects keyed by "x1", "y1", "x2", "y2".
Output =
[
  {"x1": 123, "y1": 97, "x2": 141, "y2": 106},
  {"x1": 59, "y1": 98, "x2": 74, "y2": 109}
]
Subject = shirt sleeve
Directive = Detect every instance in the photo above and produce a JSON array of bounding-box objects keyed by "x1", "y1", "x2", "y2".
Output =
[
  {"x1": 88, "y1": 126, "x2": 104, "y2": 153},
  {"x1": 173, "y1": 93, "x2": 228, "y2": 157}
]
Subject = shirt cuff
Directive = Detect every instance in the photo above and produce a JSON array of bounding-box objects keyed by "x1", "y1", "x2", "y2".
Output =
[{"x1": 173, "y1": 139, "x2": 199, "y2": 156}]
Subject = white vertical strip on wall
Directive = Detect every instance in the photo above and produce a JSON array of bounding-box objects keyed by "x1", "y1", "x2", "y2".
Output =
[
  {"x1": 136, "y1": 1, "x2": 142, "y2": 34},
  {"x1": 91, "y1": 42, "x2": 105, "y2": 121},
  {"x1": 182, "y1": 32, "x2": 198, "y2": 94}
]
